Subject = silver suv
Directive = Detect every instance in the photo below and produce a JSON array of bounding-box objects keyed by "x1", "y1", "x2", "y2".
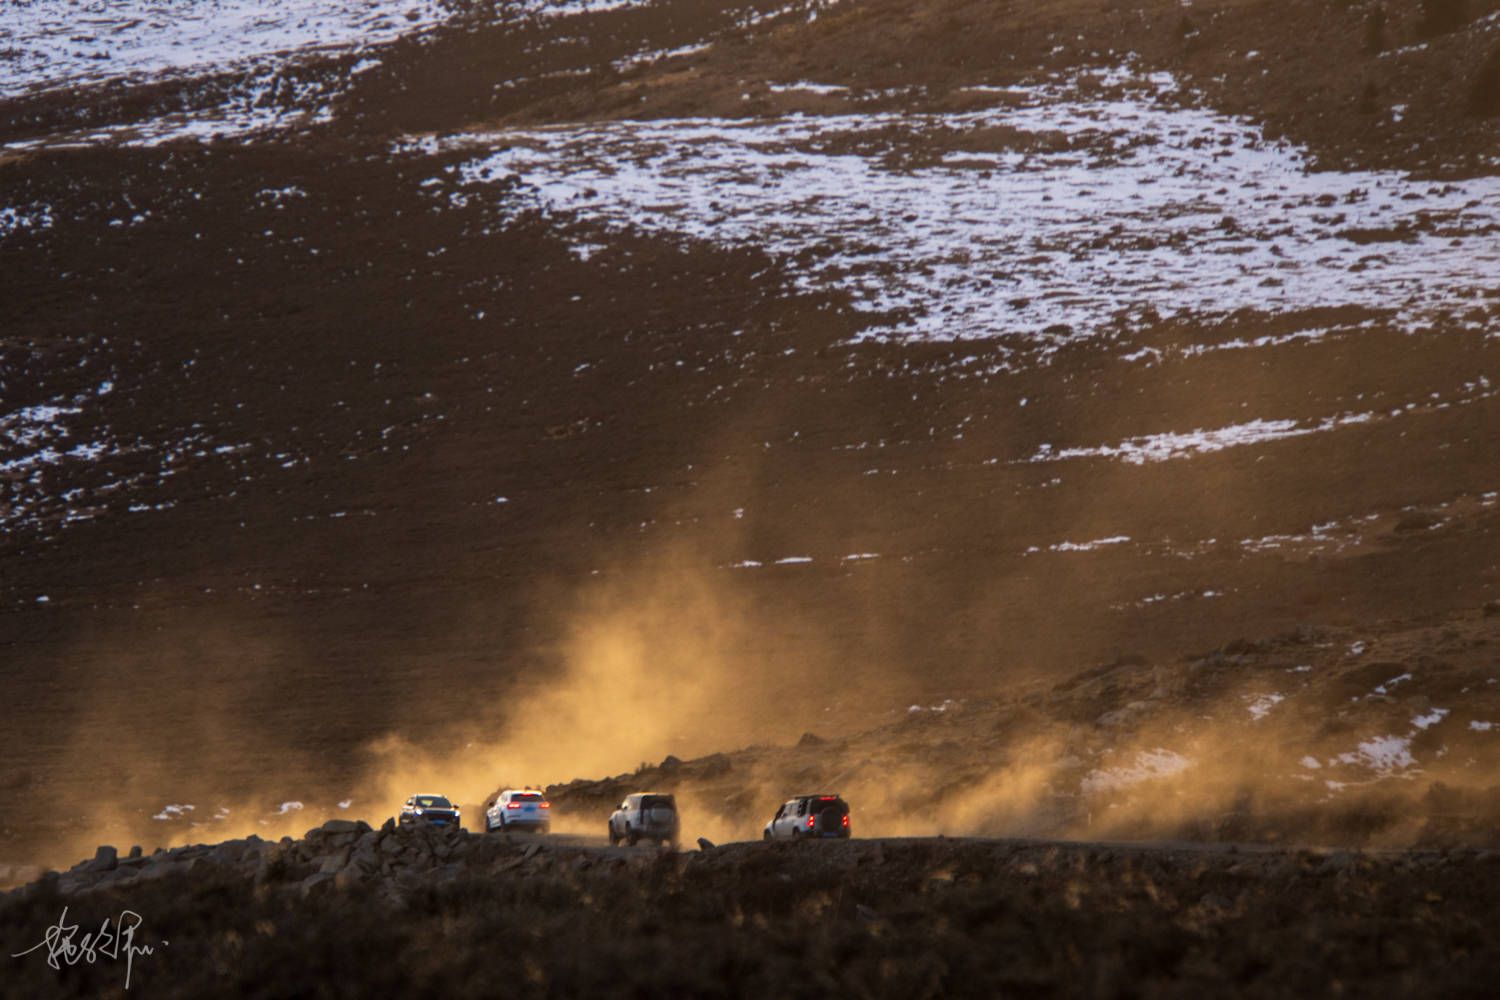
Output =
[
  {"x1": 763, "y1": 794, "x2": 851, "y2": 839},
  {"x1": 608, "y1": 792, "x2": 680, "y2": 847}
]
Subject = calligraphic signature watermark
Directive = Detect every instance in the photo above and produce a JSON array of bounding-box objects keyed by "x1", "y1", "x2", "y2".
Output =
[{"x1": 12, "y1": 905, "x2": 166, "y2": 990}]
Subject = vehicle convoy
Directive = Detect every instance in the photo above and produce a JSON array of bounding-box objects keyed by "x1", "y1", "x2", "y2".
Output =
[
  {"x1": 399, "y1": 793, "x2": 461, "y2": 828},
  {"x1": 764, "y1": 794, "x2": 851, "y2": 839},
  {"x1": 608, "y1": 792, "x2": 680, "y2": 847},
  {"x1": 486, "y1": 789, "x2": 551, "y2": 833}
]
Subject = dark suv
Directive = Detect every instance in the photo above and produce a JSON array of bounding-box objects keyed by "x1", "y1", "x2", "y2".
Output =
[
  {"x1": 763, "y1": 795, "x2": 851, "y2": 839},
  {"x1": 399, "y1": 793, "x2": 461, "y2": 828}
]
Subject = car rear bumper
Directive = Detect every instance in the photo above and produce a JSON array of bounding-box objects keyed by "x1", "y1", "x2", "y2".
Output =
[{"x1": 499, "y1": 819, "x2": 549, "y2": 832}]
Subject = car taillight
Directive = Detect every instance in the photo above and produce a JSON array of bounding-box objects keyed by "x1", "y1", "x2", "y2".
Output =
[
  {"x1": 807, "y1": 815, "x2": 816, "y2": 828},
  {"x1": 540, "y1": 803, "x2": 550, "y2": 809},
  {"x1": 507, "y1": 802, "x2": 521, "y2": 809},
  {"x1": 842, "y1": 814, "x2": 850, "y2": 827}
]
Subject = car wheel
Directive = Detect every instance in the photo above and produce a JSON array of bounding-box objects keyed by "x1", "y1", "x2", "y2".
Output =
[
  {"x1": 791, "y1": 828, "x2": 800, "y2": 840},
  {"x1": 627, "y1": 829, "x2": 638, "y2": 847},
  {"x1": 608, "y1": 826, "x2": 620, "y2": 846},
  {"x1": 763, "y1": 829, "x2": 773, "y2": 841}
]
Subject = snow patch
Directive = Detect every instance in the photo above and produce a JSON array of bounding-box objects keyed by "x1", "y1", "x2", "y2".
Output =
[{"x1": 1245, "y1": 693, "x2": 1284, "y2": 721}]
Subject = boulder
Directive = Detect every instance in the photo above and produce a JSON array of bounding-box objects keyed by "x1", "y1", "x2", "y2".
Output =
[
  {"x1": 321, "y1": 818, "x2": 367, "y2": 836},
  {"x1": 138, "y1": 860, "x2": 191, "y2": 883},
  {"x1": 83, "y1": 846, "x2": 118, "y2": 873},
  {"x1": 317, "y1": 851, "x2": 349, "y2": 875},
  {"x1": 347, "y1": 841, "x2": 381, "y2": 875},
  {"x1": 209, "y1": 841, "x2": 246, "y2": 865},
  {"x1": 334, "y1": 867, "x2": 365, "y2": 891},
  {"x1": 299, "y1": 871, "x2": 337, "y2": 898}
]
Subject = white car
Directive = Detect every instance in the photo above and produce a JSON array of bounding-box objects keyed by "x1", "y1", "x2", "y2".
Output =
[
  {"x1": 608, "y1": 792, "x2": 679, "y2": 847},
  {"x1": 485, "y1": 789, "x2": 551, "y2": 833},
  {"x1": 763, "y1": 794, "x2": 851, "y2": 839}
]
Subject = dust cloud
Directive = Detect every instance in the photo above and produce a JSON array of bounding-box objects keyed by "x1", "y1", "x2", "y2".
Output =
[
  {"x1": 346, "y1": 550, "x2": 861, "y2": 829},
  {"x1": 28, "y1": 536, "x2": 1498, "y2": 865}
]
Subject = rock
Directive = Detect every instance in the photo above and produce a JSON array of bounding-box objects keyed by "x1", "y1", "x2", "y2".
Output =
[
  {"x1": 659, "y1": 754, "x2": 683, "y2": 772},
  {"x1": 321, "y1": 818, "x2": 367, "y2": 835},
  {"x1": 138, "y1": 860, "x2": 191, "y2": 883},
  {"x1": 696, "y1": 837, "x2": 716, "y2": 851},
  {"x1": 299, "y1": 871, "x2": 337, "y2": 897},
  {"x1": 348, "y1": 839, "x2": 380, "y2": 874},
  {"x1": 84, "y1": 845, "x2": 118, "y2": 873},
  {"x1": 127, "y1": 845, "x2": 142, "y2": 860},
  {"x1": 210, "y1": 841, "x2": 246, "y2": 865},
  {"x1": 1484, "y1": 600, "x2": 1500, "y2": 617},
  {"x1": 522, "y1": 841, "x2": 544, "y2": 859},
  {"x1": 798, "y1": 731, "x2": 825, "y2": 747},
  {"x1": 395, "y1": 869, "x2": 428, "y2": 890},
  {"x1": 334, "y1": 867, "x2": 365, "y2": 891},
  {"x1": 317, "y1": 850, "x2": 349, "y2": 875}
]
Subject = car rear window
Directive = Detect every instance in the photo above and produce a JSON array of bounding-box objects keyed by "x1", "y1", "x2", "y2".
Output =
[
  {"x1": 641, "y1": 795, "x2": 675, "y2": 810},
  {"x1": 514, "y1": 793, "x2": 542, "y2": 802},
  {"x1": 814, "y1": 797, "x2": 848, "y2": 814}
]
